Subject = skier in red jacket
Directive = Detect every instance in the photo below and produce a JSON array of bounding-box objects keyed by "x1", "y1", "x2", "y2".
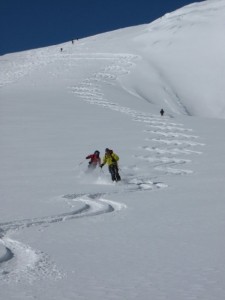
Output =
[{"x1": 86, "y1": 150, "x2": 101, "y2": 170}]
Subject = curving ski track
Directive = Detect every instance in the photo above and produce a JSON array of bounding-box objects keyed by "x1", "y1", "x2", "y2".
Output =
[{"x1": 0, "y1": 194, "x2": 126, "y2": 283}]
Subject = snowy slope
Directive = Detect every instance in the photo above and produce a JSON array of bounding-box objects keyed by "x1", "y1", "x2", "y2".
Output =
[{"x1": 1, "y1": 0, "x2": 225, "y2": 299}]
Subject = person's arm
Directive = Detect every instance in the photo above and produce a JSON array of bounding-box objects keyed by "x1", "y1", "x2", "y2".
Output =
[
  {"x1": 100, "y1": 156, "x2": 106, "y2": 167},
  {"x1": 112, "y1": 153, "x2": 119, "y2": 162}
]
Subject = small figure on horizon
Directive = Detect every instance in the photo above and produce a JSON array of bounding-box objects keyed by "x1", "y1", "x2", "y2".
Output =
[
  {"x1": 160, "y1": 108, "x2": 165, "y2": 116},
  {"x1": 86, "y1": 150, "x2": 101, "y2": 171},
  {"x1": 60, "y1": 48, "x2": 63, "y2": 52},
  {"x1": 72, "y1": 40, "x2": 74, "y2": 44},
  {"x1": 100, "y1": 148, "x2": 121, "y2": 182}
]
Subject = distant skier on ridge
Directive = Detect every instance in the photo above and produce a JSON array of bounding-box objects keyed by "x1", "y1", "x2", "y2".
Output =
[{"x1": 160, "y1": 108, "x2": 165, "y2": 116}]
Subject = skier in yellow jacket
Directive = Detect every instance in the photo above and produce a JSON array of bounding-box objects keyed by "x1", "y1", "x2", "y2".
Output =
[{"x1": 100, "y1": 148, "x2": 121, "y2": 182}]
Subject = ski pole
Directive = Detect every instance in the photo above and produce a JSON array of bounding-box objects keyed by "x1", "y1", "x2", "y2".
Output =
[
  {"x1": 118, "y1": 166, "x2": 125, "y2": 175},
  {"x1": 76, "y1": 160, "x2": 86, "y2": 170},
  {"x1": 78, "y1": 160, "x2": 85, "y2": 166}
]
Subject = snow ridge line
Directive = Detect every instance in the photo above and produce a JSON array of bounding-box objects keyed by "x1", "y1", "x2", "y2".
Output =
[{"x1": 0, "y1": 194, "x2": 126, "y2": 283}]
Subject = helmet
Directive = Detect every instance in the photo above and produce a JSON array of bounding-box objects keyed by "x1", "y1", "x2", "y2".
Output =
[
  {"x1": 105, "y1": 148, "x2": 113, "y2": 154},
  {"x1": 94, "y1": 150, "x2": 100, "y2": 155}
]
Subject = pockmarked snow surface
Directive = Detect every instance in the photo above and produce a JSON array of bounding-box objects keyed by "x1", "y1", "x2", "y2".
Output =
[{"x1": 1, "y1": 0, "x2": 225, "y2": 299}]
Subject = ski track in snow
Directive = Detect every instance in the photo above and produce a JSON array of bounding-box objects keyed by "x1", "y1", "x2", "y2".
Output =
[
  {"x1": 0, "y1": 45, "x2": 205, "y2": 283},
  {"x1": 69, "y1": 50, "x2": 205, "y2": 177},
  {"x1": 0, "y1": 194, "x2": 126, "y2": 283}
]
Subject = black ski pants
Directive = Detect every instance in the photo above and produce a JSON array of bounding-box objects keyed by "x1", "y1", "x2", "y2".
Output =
[{"x1": 108, "y1": 164, "x2": 121, "y2": 182}]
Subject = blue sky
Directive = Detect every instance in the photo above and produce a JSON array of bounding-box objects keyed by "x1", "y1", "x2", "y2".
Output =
[{"x1": 1, "y1": 0, "x2": 204, "y2": 55}]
